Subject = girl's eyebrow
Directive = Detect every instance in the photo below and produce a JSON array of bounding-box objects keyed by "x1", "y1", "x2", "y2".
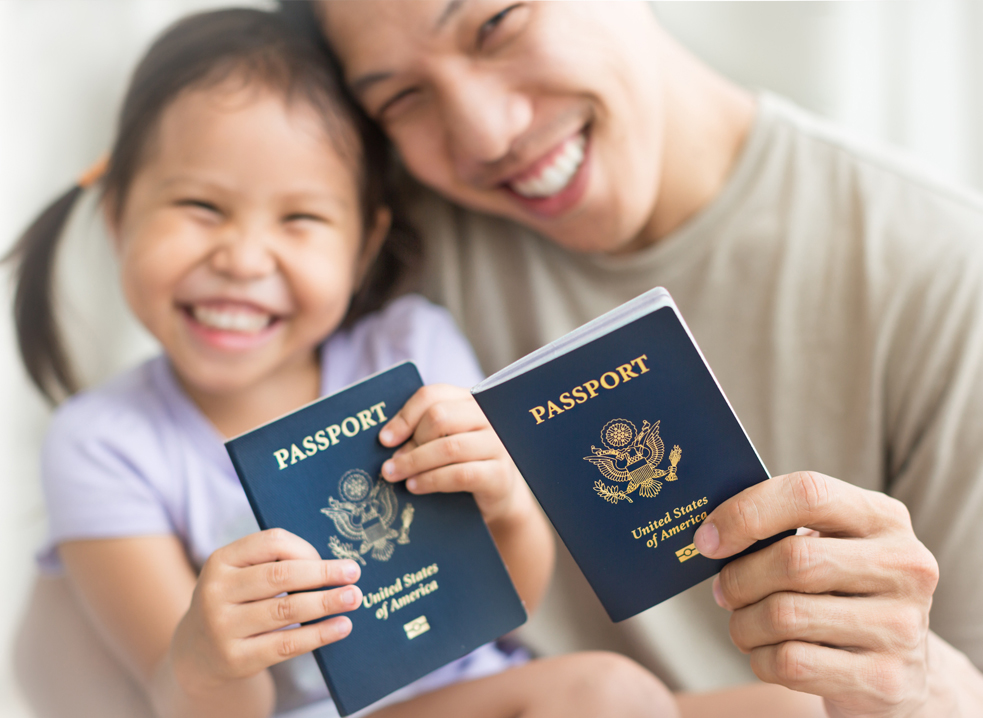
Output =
[{"x1": 157, "y1": 177, "x2": 352, "y2": 209}]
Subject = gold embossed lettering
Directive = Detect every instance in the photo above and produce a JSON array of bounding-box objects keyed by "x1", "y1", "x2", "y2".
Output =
[
  {"x1": 357, "y1": 409, "x2": 377, "y2": 431},
  {"x1": 326, "y1": 424, "x2": 342, "y2": 445},
  {"x1": 631, "y1": 355, "x2": 650, "y2": 374},
  {"x1": 341, "y1": 417, "x2": 360, "y2": 437},
  {"x1": 599, "y1": 371, "x2": 620, "y2": 390}
]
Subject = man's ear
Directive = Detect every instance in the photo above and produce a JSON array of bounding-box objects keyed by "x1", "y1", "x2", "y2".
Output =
[{"x1": 355, "y1": 206, "x2": 393, "y2": 284}]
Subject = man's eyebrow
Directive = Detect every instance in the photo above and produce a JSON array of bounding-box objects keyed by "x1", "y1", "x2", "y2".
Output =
[
  {"x1": 350, "y1": 71, "x2": 393, "y2": 98},
  {"x1": 435, "y1": 0, "x2": 469, "y2": 31},
  {"x1": 349, "y1": 0, "x2": 470, "y2": 98}
]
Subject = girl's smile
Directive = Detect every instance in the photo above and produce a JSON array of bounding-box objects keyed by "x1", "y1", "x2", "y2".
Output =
[{"x1": 110, "y1": 81, "x2": 384, "y2": 402}]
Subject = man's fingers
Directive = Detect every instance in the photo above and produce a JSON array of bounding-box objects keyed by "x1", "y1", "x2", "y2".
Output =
[
  {"x1": 216, "y1": 528, "x2": 321, "y2": 568},
  {"x1": 749, "y1": 641, "x2": 912, "y2": 711},
  {"x1": 715, "y1": 534, "x2": 897, "y2": 609},
  {"x1": 694, "y1": 472, "x2": 908, "y2": 559},
  {"x1": 728, "y1": 593, "x2": 925, "y2": 655},
  {"x1": 228, "y1": 558, "x2": 361, "y2": 603},
  {"x1": 378, "y1": 384, "x2": 469, "y2": 447},
  {"x1": 238, "y1": 584, "x2": 363, "y2": 635}
]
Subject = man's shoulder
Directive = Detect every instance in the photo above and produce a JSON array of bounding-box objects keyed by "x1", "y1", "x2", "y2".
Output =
[{"x1": 760, "y1": 92, "x2": 983, "y2": 229}]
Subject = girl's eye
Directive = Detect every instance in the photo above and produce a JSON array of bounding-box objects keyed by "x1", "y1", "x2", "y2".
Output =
[
  {"x1": 176, "y1": 198, "x2": 221, "y2": 215},
  {"x1": 477, "y1": 3, "x2": 527, "y2": 50},
  {"x1": 284, "y1": 213, "x2": 326, "y2": 225}
]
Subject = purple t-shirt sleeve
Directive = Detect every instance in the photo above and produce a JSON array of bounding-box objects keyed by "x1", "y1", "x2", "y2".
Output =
[
  {"x1": 395, "y1": 295, "x2": 486, "y2": 387},
  {"x1": 338, "y1": 295, "x2": 486, "y2": 388},
  {"x1": 40, "y1": 381, "x2": 175, "y2": 566}
]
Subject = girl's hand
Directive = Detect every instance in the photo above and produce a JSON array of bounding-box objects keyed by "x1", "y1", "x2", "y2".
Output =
[
  {"x1": 695, "y1": 471, "x2": 945, "y2": 718},
  {"x1": 169, "y1": 529, "x2": 362, "y2": 694},
  {"x1": 378, "y1": 384, "x2": 528, "y2": 526}
]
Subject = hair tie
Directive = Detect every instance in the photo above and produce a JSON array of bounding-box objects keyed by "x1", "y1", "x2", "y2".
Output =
[{"x1": 77, "y1": 154, "x2": 109, "y2": 189}]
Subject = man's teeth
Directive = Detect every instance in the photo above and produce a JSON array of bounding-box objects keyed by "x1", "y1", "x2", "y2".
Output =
[
  {"x1": 192, "y1": 305, "x2": 271, "y2": 333},
  {"x1": 510, "y1": 133, "x2": 586, "y2": 199}
]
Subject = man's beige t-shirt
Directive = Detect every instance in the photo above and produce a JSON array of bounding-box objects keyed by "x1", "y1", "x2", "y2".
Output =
[{"x1": 408, "y1": 93, "x2": 983, "y2": 690}]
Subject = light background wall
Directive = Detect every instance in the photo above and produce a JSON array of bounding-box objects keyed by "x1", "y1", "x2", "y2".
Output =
[{"x1": 2, "y1": 1, "x2": 983, "y2": 715}]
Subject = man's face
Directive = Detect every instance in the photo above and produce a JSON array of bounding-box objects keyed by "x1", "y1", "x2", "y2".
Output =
[{"x1": 321, "y1": 1, "x2": 667, "y2": 254}]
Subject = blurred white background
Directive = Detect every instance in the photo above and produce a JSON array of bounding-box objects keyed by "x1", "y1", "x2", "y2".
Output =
[{"x1": 2, "y1": 1, "x2": 983, "y2": 715}]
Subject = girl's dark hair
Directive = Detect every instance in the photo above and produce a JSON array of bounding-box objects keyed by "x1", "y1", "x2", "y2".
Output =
[{"x1": 7, "y1": 7, "x2": 417, "y2": 403}]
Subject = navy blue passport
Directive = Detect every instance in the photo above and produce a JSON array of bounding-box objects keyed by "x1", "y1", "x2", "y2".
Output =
[
  {"x1": 226, "y1": 362, "x2": 526, "y2": 715},
  {"x1": 473, "y1": 288, "x2": 790, "y2": 622}
]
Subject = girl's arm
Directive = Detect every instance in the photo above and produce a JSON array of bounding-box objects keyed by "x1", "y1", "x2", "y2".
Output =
[
  {"x1": 379, "y1": 384, "x2": 555, "y2": 613},
  {"x1": 60, "y1": 530, "x2": 362, "y2": 718}
]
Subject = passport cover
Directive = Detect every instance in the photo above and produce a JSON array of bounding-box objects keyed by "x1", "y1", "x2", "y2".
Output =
[
  {"x1": 473, "y1": 289, "x2": 790, "y2": 622},
  {"x1": 226, "y1": 362, "x2": 526, "y2": 715}
]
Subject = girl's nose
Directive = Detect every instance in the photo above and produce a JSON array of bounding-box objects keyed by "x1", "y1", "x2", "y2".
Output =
[
  {"x1": 437, "y1": 68, "x2": 533, "y2": 175},
  {"x1": 209, "y1": 225, "x2": 277, "y2": 279}
]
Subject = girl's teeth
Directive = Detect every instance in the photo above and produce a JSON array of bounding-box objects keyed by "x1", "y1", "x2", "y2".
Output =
[
  {"x1": 192, "y1": 305, "x2": 271, "y2": 334},
  {"x1": 510, "y1": 132, "x2": 586, "y2": 199}
]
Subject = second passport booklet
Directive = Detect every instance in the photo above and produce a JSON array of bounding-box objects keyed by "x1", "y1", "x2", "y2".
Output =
[
  {"x1": 473, "y1": 287, "x2": 790, "y2": 622},
  {"x1": 226, "y1": 362, "x2": 525, "y2": 716}
]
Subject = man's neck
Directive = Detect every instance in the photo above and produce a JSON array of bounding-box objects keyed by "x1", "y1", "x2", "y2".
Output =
[{"x1": 637, "y1": 27, "x2": 756, "y2": 247}]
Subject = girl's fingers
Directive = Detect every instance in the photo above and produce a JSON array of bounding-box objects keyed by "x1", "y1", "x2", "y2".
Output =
[
  {"x1": 228, "y1": 558, "x2": 361, "y2": 604},
  {"x1": 216, "y1": 528, "x2": 321, "y2": 568},
  {"x1": 714, "y1": 534, "x2": 897, "y2": 610},
  {"x1": 411, "y1": 398, "x2": 489, "y2": 446},
  {"x1": 238, "y1": 584, "x2": 363, "y2": 635},
  {"x1": 382, "y1": 430, "x2": 500, "y2": 482},
  {"x1": 728, "y1": 593, "x2": 923, "y2": 655},
  {"x1": 379, "y1": 384, "x2": 469, "y2": 447},
  {"x1": 403, "y1": 460, "x2": 503, "y2": 497},
  {"x1": 244, "y1": 615, "x2": 354, "y2": 669}
]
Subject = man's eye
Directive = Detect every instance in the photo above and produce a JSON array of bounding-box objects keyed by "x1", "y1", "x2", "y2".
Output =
[
  {"x1": 376, "y1": 86, "x2": 421, "y2": 121},
  {"x1": 477, "y1": 3, "x2": 526, "y2": 49}
]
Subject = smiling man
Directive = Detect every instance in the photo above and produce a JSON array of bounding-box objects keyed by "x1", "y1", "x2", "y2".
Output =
[{"x1": 312, "y1": 2, "x2": 983, "y2": 716}]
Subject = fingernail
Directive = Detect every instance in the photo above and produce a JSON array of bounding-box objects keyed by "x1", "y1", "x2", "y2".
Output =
[
  {"x1": 382, "y1": 460, "x2": 395, "y2": 479},
  {"x1": 711, "y1": 576, "x2": 728, "y2": 609},
  {"x1": 379, "y1": 428, "x2": 394, "y2": 445},
  {"x1": 694, "y1": 520, "x2": 719, "y2": 557},
  {"x1": 334, "y1": 616, "x2": 352, "y2": 637},
  {"x1": 406, "y1": 478, "x2": 417, "y2": 492},
  {"x1": 343, "y1": 586, "x2": 361, "y2": 606},
  {"x1": 343, "y1": 561, "x2": 360, "y2": 581}
]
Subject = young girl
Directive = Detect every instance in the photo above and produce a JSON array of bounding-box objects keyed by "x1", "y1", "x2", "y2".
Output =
[{"x1": 10, "y1": 8, "x2": 676, "y2": 718}]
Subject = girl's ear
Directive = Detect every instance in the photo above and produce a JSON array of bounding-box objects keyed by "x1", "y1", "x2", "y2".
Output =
[{"x1": 355, "y1": 206, "x2": 392, "y2": 283}]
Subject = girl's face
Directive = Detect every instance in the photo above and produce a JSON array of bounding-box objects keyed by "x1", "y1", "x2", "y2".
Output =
[{"x1": 111, "y1": 83, "x2": 385, "y2": 398}]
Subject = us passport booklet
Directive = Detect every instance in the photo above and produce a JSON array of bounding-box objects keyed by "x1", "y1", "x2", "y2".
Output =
[
  {"x1": 226, "y1": 362, "x2": 526, "y2": 715},
  {"x1": 472, "y1": 287, "x2": 789, "y2": 622}
]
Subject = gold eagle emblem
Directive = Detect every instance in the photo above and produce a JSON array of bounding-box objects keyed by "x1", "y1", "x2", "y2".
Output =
[
  {"x1": 585, "y1": 418, "x2": 681, "y2": 504},
  {"x1": 320, "y1": 469, "x2": 414, "y2": 563}
]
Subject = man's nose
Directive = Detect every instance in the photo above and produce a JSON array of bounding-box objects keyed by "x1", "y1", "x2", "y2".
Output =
[
  {"x1": 437, "y1": 67, "x2": 532, "y2": 176},
  {"x1": 209, "y1": 223, "x2": 277, "y2": 278}
]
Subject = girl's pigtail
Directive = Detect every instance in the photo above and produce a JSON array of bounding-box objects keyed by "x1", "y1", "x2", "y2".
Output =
[{"x1": 6, "y1": 157, "x2": 107, "y2": 403}]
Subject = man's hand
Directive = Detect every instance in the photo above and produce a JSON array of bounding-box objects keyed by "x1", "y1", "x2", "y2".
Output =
[{"x1": 694, "y1": 471, "x2": 940, "y2": 718}]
